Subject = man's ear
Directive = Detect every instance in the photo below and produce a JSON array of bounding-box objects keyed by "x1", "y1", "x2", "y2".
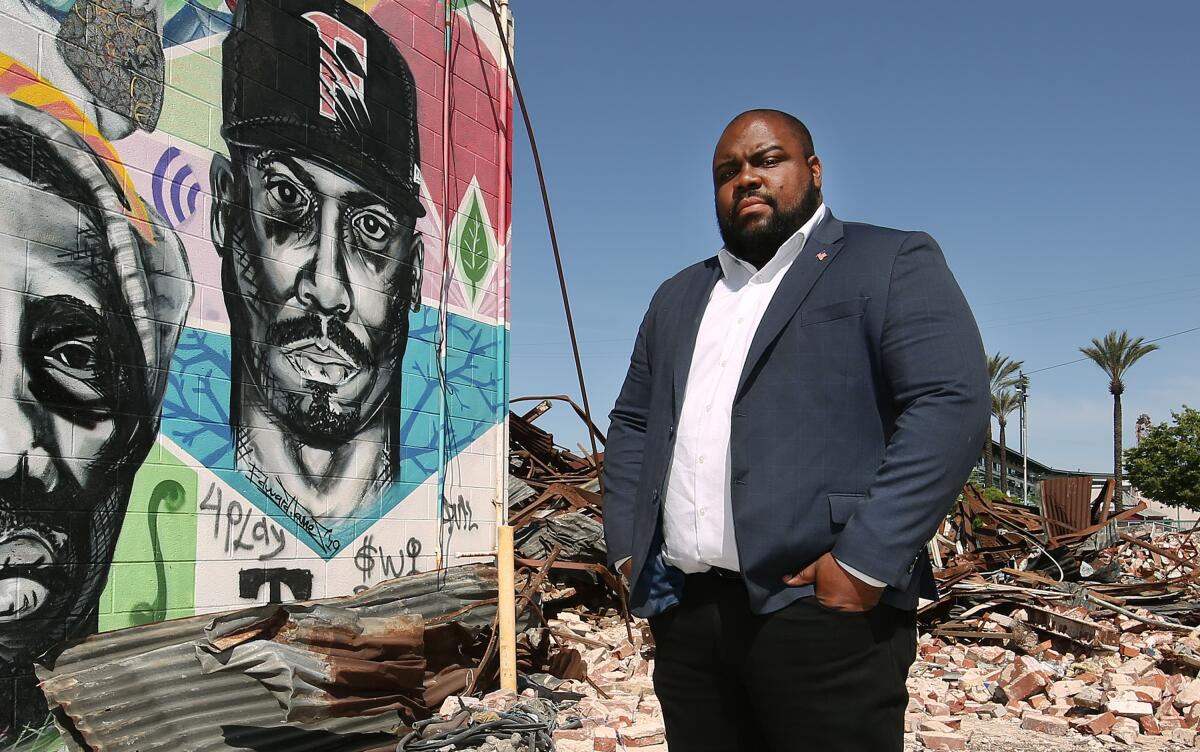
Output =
[
  {"x1": 210, "y1": 153, "x2": 234, "y2": 257},
  {"x1": 408, "y1": 232, "x2": 424, "y2": 312},
  {"x1": 809, "y1": 154, "x2": 823, "y2": 191}
]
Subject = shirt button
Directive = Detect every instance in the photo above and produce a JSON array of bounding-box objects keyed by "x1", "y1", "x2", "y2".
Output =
[
  {"x1": 699, "y1": 509, "x2": 707, "y2": 517},
  {"x1": 697, "y1": 456, "x2": 705, "y2": 464},
  {"x1": 737, "y1": 317, "x2": 745, "y2": 324},
  {"x1": 719, "y1": 360, "x2": 727, "y2": 367},
  {"x1": 705, "y1": 404, "x2": 712, "y2": 412}
]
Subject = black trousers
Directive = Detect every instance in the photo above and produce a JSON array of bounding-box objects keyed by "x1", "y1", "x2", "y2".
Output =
[{"x1": 648, "y1": 572, "x2": 917, "y2": 752}]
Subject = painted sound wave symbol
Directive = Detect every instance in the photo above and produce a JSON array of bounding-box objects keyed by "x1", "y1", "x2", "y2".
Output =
[{"x1": 152, "y1": 146, "x2": 202, "y2": 228}]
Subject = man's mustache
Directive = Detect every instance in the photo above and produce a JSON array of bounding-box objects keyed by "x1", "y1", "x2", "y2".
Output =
[
  {"x1": 266, "y1": 313, "x2": 372, "y2": 369},
  {"x1": 0, "y1": 476, "x2": 79, "y2": 578},
  {"x1": 729, "y1": 189, "x2": 777, "y2": 224}
]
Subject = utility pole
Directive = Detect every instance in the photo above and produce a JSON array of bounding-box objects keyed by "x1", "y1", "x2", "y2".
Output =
[{"x1": 1018, "y1": 372, "x2": 1030, "y2": 507}]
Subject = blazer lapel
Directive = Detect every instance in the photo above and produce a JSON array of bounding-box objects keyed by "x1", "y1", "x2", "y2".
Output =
[
  {"x1": 735, "y1": 213, "x2": 846, "y2": 398},
  {"x1": 672, "y1": 257, "x2": 722, "y2": 419}
]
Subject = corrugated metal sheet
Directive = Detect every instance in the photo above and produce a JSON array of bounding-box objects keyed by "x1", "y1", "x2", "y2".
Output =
[
  {"x1": 1041, "y1": 476, "x2": 1095, "y2": 541},
  {"x1": 37, "y1": 565, "x2": 505, "y2": 752}
]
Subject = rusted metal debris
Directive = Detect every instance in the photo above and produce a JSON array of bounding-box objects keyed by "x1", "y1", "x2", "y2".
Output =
[
  {"x1": 34, "y1": 565, "x2": 586, "y2": 752},
  {"x1": 923, "y1": 481, "x2": 1200, "y2": 663},
  {"x1": 507, "y1": 396, "x2": 630, "y2": 620},
  {"x1": 509, "y1": 396, "x2": 604, "y2": 488}
]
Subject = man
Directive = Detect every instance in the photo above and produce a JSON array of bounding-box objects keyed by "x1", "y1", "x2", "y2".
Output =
[
  {"x1": 210, "y1": 0, "x2": 425, "y2": 534},
  {"x1": 0, "y1": 94, "x2": 191, "y2": 741},
  {"x1": 602, "y1": 110, "x2": 989, "y2": 751}
]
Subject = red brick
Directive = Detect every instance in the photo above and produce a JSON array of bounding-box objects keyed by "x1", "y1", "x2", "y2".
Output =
[
  {"x1": 1074, "y1": 711, "x2": 1118, "y2": 735},
  {"x1": 592, "y1": 727, "x2": 618, "y2": 752},
  {"x1": 1001, "y1": 671, "x2": 1048, "y2": 702},
  {"x1": 915, "y1": 731, "x2": 967, "y2": 750},
  {"x1": 1021, "y1": 712, "x2": 1069, "y2": 736},
  {"x1": 620, "y1": 722, "x2": 666, "y2": 748},
  {"x1": 1139, "y1": 714, "x2": 1162, "y2": 735},
  {"x1": 1107, "y1": 698, "x2": 1154, "y2": 717}
]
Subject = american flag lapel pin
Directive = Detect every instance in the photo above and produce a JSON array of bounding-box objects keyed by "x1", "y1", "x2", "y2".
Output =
[{"x1": 816, "y1": 251, "x2": 828, "y2": 261}]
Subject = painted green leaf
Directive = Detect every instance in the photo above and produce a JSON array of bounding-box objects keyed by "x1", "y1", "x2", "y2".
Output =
[{"x1": 455, "y1": 191, "x2": 492, "y2": 302}]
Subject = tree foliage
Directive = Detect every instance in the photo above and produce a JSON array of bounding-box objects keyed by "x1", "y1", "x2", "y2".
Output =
[
  {"x1": 984, "y1": 353, "x2": 1023, "y2": 488},
  {"x1": 1079, "y1": 330, "x2": 1158, "y2": 510},
  {"x1": 1124, "y1": 407, "x2": 1200, "y2": 512}
]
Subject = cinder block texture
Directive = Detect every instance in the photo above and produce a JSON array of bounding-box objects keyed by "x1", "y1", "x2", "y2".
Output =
[{"x1": 0, "y1": 0, "x2": 512, "y2": 740}]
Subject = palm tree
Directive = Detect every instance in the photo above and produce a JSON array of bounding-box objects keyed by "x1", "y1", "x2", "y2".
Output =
[
  {"x1": 992, "y1": 390, "x2": 1022, "y2": 497},
  {"x1": 985, "y1": 353, "x2": 1024, "y2": 488},
  {"x1": 1079, "y1": 331, "x2": 1159, "y2": 511}
]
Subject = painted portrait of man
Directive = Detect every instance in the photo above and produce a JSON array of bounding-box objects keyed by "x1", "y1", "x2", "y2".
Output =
[
  {"x1": 0, "y1": 94, "x2": 191, "y2": 739},
  {"x1": 210, "y1": 0, "x2": 425, "y2": 535}
]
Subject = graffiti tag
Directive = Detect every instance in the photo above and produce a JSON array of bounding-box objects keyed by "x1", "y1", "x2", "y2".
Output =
[
  {"x1": 244, "y1": 465, "x2": 341, "y2": 555},
  {"x1": 353, "y1": 535, "x2": 423, "y2": 585},
  {"x1": 199, "y1": 482, "x2": 286, "y2": 560}
]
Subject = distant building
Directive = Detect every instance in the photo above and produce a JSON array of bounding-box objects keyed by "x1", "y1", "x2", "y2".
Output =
[
  {"x1": 977, "y1": 439, "x2": 1198, "y2": 527},
  {"x1": 975, "y1": 438, "x2": 1087, "y2": 504}
]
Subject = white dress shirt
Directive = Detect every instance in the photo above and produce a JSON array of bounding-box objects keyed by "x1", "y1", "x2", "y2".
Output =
[{"x1": 659, "y1": 204, "x2": 885, "y2": 587}]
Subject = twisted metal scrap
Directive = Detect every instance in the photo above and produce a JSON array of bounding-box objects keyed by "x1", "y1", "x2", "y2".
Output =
[{"x1": 396, "y1": 699, "x2": 565, "y2": 752}]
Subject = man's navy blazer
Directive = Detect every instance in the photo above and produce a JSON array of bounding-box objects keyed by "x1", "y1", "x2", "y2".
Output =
[{"x1": 602, "y1": 213, "x2": 990, "y2": 618}]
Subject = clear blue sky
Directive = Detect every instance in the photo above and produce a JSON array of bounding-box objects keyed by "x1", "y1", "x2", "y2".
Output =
[{"x1": 505, "y1": 1, "x2": 1200, "y2": 474}]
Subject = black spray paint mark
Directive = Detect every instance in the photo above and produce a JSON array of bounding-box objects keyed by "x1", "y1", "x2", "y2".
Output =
[
  {"x1": 199, "y1": 483, "x2": 287, "y2": 560},
  {"x1": 238, "y1": 568, "x2": 313, "y2": 603},
  {"x1": 244, "y1": 465, "x2": 340, "y2": 554},
  {"x1": 441, "y1": 494, "x2": 480, "y2": 552},
  {"x1": 353, "y1": 535, "x2": 422, "y2": 586}
]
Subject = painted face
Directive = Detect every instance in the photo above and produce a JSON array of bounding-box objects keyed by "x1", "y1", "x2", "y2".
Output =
[
  {"x1": 223, "y1": 151, "x2": 420, "y2": 441},
  {"x1": 0, "y1": 165, "x2": 133, "y2": 666}
]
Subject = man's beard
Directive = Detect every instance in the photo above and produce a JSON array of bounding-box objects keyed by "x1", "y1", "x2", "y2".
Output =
[
  {"x1": 0, "y1": 468, "x2": 127, "y2": 743},
  {"x1": 263, "y1": 312, "x2": 374, "y2": 442},
  {"x1": 0, "y1": 474, "x2": 105, "y2": 666},
  {"x1": 717, "y1": 183, "x2": 822, "y2": 266}
]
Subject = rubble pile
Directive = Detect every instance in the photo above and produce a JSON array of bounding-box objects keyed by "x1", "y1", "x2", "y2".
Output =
[
  {"x1": 500, "y1": 405, "x2": 1200, "y2": 750},
  {"x1": 910, "y1": 480, "x2": 1200, "y2": 749},
  {"x1": 907, "y1": 626, "x2": 1200, "y2": 749},
  {"x1": 432, "y1": 608, "x2": 664, "y2": 752},
  {"x1": 507, "y1": 396, "x2": 628, "y2": 615}
]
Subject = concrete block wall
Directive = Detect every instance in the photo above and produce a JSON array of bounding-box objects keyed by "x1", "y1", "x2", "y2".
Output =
[{"x1": 0, "y1": 0, "x2": 512, "y2": 740}]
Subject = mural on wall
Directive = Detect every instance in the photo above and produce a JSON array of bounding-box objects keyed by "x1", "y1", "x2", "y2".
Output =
[
  {"x1": 0, "y1": 0, "x2": 512, "y2": 743},
  {"x1": 0, "y1": 50, "x2": 192, "y2": 739},
  {"x1": 212, "y1": 0, "x2": 426, "y2": 543}
]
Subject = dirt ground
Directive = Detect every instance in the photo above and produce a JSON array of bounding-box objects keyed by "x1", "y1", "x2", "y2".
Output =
[{"x1": 903, "y1": 717, "x2": 1192, "y2": 751}]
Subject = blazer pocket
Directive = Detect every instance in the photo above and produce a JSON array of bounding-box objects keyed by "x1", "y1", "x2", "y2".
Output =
[
  {"x1": 828, "y1": 493, "x2": 867, "y2": 525},
  {"x1": 800, "y1": 296, "x2": 869, "y2": 326}
]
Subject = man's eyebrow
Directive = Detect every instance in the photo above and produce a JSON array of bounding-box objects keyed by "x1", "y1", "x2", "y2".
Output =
[
  {"x1": 257, "y1": 152, "x2": 319, "y2": 195},
  {"x1": 713, "y1": 143, "x2": 787, "y2": 174},
  {"x1": 29, "y1": 294, "x2": 106, "y2": 334},
  {"x1": 713, "y1": 157, "x2": 738, "y2": 174},
  {"x1": 751, "y1": 143, "x2": 785, "y2": 157},
  {"x1": 344, "y1": 188, "x2": 390, "y2": 210}
]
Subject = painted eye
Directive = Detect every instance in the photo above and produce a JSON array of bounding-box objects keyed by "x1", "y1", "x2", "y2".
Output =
[
  {"x1": 45, "y1": 340, "x2": 98, "y2": 375},
  {"x1": 39, "y1": 338, "x2": 107, "y2": 407},
  {"x1": 352, "y1": 210, "x2": 394, "y2": 243},
  {"x1": 266, "y1": 176, "x2": 309, "y2": 210}
]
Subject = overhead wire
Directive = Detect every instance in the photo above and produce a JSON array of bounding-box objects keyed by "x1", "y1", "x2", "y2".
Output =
[
  {"x1": 1023, "y1": 325, "x2": 1200, "y2": 375},
  {"x1": 484, "y1": 0, "x2": 604, "y2": 485}
]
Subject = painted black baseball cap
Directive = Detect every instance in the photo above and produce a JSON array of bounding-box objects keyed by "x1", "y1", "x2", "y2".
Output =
[{"x1": 221, "y1": 0, "x2": 425, "y2": 218}]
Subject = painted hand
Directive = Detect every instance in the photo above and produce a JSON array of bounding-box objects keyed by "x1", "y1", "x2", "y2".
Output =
[{"x1": 782, "y1": 552, "x2": 884, "y2": 613}]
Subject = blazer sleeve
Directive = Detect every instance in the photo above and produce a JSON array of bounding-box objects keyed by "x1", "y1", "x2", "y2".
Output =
[
  {"x1": 831, "y1": 231, "x2": 989, "y2": 590},
  {"x1": 601, "y1": 300, "x2": 657, "y2": 570}
]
